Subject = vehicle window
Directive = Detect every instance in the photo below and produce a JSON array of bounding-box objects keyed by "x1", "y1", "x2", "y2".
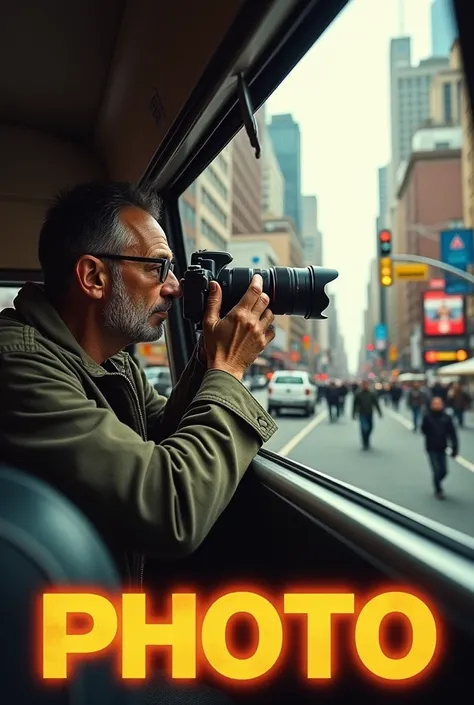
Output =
[
  {"x1": 0, "y1": 287, "x2": 21, "y2": 311},
  {"x1": 274, "y1": 376, "x2": 304, "y2": 384},
  {"x1": 178, "y1": 1, "x2": 474, "y2": 539}
]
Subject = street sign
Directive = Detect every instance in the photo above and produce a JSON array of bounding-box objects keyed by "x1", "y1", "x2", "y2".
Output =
[
  {"x1": 429, "y1": 277, "x2": 445, "y2": 289},
  {"x1": 393, "y1": 262, "x2": 429, "y2": 281},
  {"x1": 440, "y1": 228, "x2": 474, "y2": 294},
  {"x1": 374, "y1": 323, "x2": 387, "y2": 351}
]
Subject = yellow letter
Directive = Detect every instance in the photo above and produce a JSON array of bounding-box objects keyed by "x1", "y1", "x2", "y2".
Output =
[
  {"x1": 284, "y1": 593, "x2": 355, "y2": 678},
  {"x1": 355, "y1": 592, "x2": 437, "y2": 680},
  {"x1": 121, "y1": 593, "x2": 196, "y2": 678},
  {"x1": 42, "y1": 593, "x2": 117, "y2": 678},
  {"x1": 202, "y1": 592, "x2": 282, "y2": 680}
]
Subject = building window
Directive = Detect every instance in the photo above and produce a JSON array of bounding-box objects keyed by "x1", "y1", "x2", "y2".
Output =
[
  {"x1": 443, "y1": 82, "x2": 452, "y2": 122},
  {"x1": 201, "y1": 219, "x2": 227, "y2": 249},
  {"x1": 179, "y1": 200, "x2": 196, "y2": 228},
  {"x1": 202, "y1": 188, "x2": 228, "y2": 226},
  {"x1": 205, "y1": 165, "x2": 228, "y2": 200}
]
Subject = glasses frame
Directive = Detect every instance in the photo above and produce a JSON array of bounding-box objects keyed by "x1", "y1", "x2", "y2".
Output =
[{"x1": 91, "y1": 253, "x2": 175, "y2": 283}]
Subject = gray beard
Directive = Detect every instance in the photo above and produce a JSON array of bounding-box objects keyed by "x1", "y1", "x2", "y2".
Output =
[{"x1": 102, "y1": 269, "x2": 169, "y2": 344}]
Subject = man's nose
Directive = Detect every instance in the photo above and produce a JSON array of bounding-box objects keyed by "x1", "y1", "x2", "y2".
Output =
[{"x1": 161, "y1": 271, "x2": 182, "y2": 298}]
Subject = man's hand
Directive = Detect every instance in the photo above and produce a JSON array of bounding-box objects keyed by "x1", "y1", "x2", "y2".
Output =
[{"x1": 202, "y1": 274, "x2": 275, "y2": 381}]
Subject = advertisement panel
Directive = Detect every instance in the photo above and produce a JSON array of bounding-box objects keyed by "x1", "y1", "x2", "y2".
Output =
[
  {"x1": 440, "y1": 228, "x2": 473, "y2": 295},
  {"x1": 422, "y1": 291, "x2": 465, "y2": 337}
]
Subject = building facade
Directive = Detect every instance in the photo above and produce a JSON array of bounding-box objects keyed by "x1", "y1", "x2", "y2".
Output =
[
  {"x1": 430, "y1": 40, "x2": 463, "y2": 125},
  {"x1": 267, "y1": 114, "x2": 302, "y2": 237},
  {"x1": 389, "y1": 38, "x2": 449, "y2": 208},
  {"x1": 394, "y1": 140, "x2": 463, "y2": 364},
  {"x1": 231, "y1": 125, "x2": 262, "y2": 235},
  {"x1": 260, "y1": 108, "x2": 285, "y2": 218}
]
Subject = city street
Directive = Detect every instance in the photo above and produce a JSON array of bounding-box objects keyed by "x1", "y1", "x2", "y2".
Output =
[{"x1": 252, "y1": 391, "x2": 474, "y2": 539}]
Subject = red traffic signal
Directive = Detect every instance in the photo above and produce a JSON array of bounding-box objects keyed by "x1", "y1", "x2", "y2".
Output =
[
  {"x1": 366, "y1": 343, "x2": 374, "y2": 351},
  {"x1": 379, "y1": 229, "x2": 391, "y2": 242}
]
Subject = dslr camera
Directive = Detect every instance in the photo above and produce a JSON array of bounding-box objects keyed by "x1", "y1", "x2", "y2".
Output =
[{"x1": 182, "y1": 250, "x2": 338, "y2": 329}]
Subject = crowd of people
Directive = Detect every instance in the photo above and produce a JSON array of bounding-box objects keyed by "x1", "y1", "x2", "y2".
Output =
[{"x1": 314, "y1": 377, "x2": 470, "y2": 499}]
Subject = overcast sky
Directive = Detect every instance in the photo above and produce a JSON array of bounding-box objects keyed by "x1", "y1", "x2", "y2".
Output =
[{"x1": 266, "y1": 0, "x2": 433, "y2": 374}]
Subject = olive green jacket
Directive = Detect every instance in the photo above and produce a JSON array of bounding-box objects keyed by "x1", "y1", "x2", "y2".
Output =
[{"x1": 0, "y1": 283, "x2": 277, "y2": 583}]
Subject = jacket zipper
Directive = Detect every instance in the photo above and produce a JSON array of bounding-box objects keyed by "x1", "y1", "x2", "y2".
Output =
[{"x1": 106, "y1": 369, "x2": 147, "y2": 590}]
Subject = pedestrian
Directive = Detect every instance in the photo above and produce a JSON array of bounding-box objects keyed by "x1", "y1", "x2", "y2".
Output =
[
  {"x1": 390, "y1": 383, "x2": 402, "y2": 410},
  {"x1": 352, "y1": 380, "x2": 383, "y2": 450},
  {"x1": 325, "y1": 381, "x2": 340, "y2": 423},
  {"x1": 447, "y1": 382, "x2": 471, "y2": 428},
  {"x1": 420, "y1": 396, "x2": 458, "y2": 500},
  {"x1": 338, "y1": 381, "x2": 349, "y2": 416},
  {"x1": 407, "y1": 382, "x2": 426, "y2": 432}
]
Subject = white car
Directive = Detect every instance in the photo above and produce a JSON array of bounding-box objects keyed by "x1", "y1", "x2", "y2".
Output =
[{"x1": 267, "y1": 371, "x2": 316, "y2": 417}]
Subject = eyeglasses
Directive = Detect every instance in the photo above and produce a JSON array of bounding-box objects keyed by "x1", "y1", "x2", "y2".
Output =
[{"x1": 91, "y1": 253, "x2": 175, "y2": 283}]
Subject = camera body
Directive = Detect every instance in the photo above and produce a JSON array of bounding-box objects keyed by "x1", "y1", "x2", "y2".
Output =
[{"x1": 182, "y1": 250, "x2": 338, "y2": 330}]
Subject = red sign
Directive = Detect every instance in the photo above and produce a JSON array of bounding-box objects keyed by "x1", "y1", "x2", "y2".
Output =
[
  {"x1": 429, "y1": 278, "x2": 444, "y2": 289},
  {"x1": 422, "y1": 291, "x2": 465, "y2": 336},
  {"x1": 450, "y1": 235, "x2": 465, "y2": 250}
]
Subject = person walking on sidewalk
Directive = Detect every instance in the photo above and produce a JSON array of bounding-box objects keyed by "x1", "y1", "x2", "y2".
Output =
[
  {"x1": 407, "y1": 382, "x2": 426, "y2": 432},
  {"x1": 421, "y1": 396, "x2": 458, "y2": 500},
  {"x1": 353, "y1": 380, "x2": 383, "y2": 450}
]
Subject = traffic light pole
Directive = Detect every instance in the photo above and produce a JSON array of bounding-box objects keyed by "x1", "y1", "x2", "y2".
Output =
[{"x1": 379, "y1": 284, "x2": 388, "y2": 368}]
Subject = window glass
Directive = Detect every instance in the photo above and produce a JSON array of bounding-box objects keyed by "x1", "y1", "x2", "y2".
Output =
[
  {"x1": 274, "y1": 376, "x2": 304, "y2": 384},
  {"x1": 178, "y1": 3, "x2": 474, "y2": 539}
]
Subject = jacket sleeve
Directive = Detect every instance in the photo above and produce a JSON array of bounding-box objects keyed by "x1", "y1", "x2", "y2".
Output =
[
  {"x1": 137, "y1": 342, "x2": 207, "y2": 443},
  {"x1": 0, "y1": 345, "x2": 277, "y2": 559}
]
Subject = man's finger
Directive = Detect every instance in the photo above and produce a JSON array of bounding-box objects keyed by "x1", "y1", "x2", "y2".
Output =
[
  {"x1": 203, "y1": 281, "x2": 222, "y2": 327},
  {"x1": 237, "y1": 274, "x2": 264, "y2": 310}
]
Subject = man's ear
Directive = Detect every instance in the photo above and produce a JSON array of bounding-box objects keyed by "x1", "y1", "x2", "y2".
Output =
[{"x1": 75, "y1": 255, "x2": 108, "y2": 300}]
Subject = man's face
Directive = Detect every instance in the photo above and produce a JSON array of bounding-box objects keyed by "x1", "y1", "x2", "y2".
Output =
[
  {"x1": 361, "y1": 380, "x2": 369, "y2": 390},
  {"x1": 431, "y1": 396, "x2": 444, "y2": 412},
  {"x1": 102, "y1": 206, "x2": 181, "y2": 344}
]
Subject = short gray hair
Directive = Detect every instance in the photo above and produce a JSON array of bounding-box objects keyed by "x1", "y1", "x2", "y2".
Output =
[{"x1": 38, "y1": 181, "x2": 163, "y2": 301}]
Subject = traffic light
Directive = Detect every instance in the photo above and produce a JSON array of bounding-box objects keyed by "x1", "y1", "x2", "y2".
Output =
[
  {"x1": 378, "y1": 229, "x2": 393, "y2": 287},
  {"x1": 302, "y1": 334, "x2": 310, "y2": 350}
]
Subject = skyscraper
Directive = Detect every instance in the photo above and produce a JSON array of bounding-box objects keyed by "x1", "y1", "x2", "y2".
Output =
[
  {"x1": 267, "y1": 114, "x2": 302, "y2": 237},
  {"x1": 431, "y1": 0, "x2": 457, "y2": 57},
  {"x1": 389, "y1": 38, "x2": 448, "y2": 203}
]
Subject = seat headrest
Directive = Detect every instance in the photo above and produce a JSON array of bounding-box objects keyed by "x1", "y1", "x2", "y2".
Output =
[{"x1": 0, "y1": 463, "x2": 133, "y2": 704}]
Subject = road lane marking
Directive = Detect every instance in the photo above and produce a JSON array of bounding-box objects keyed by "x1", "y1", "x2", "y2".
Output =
[
  {"x1": 277, "y1": 411, "x2": 327, "y2": 457},
  {"x1": 385, "y1": 407, "x2": 474, "y2": 474}
]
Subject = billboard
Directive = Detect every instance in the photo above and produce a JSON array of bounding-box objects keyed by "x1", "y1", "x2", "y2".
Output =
[
  {"x1": 422, "y1": 291, "x2": 465, "y2": 337},
  {"x1": 440, "y1": 228, "x2": 473, "y2": 295}
]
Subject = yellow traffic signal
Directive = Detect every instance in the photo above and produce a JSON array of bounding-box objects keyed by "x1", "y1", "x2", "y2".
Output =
[{"x1": 380, "y1": 257, "x2": 393, "y2": 287}]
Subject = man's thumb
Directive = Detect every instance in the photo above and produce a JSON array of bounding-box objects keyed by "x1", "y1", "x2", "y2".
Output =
[{"x1": 204, "y1": 281, "x2": 222, "y2": 323}]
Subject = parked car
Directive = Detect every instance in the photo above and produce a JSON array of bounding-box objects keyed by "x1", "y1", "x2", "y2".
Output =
[
  {"x1": 144, "y1": 366, "x2": 172, "y2": 396},
  {"x1": 267, "y1": 370, "x2": 316, "y2": 417}
]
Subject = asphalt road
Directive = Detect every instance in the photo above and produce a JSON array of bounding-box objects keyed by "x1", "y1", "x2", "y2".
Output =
[{"x1": 251, "y1": 389, "x2": 474, "y2": 539}]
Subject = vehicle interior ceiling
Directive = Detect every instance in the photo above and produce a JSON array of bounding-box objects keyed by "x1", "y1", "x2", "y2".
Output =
[{"x1": 1, "y1": 0, "x2": 474, "y2": 701}]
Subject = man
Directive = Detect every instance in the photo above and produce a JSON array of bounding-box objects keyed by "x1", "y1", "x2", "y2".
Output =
[
  {"x1": 421, "y1": 396, "x2": 458, "y2": 499},
  {"x1": 325, "y1": 381, "x2": 340, "y2": 422},
  {"x1": 407, "y1": 382, "x2": 426, "y2": 432},
  {"x1": 352, "y1": 380, "x2": 382, "y2": 450},
  {"x1": 0, "y1": 181, "x2": 278, "y2": 587}
]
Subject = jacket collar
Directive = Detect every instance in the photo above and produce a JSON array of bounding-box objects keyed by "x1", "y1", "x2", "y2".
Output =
[{"x1": 12, "y1": 282, "x2": 129, "y2": 377}]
